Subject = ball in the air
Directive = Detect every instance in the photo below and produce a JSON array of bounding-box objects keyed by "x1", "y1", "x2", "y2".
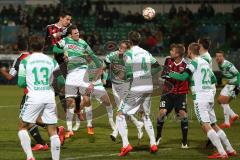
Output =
[{"x1": 142, "y1": 7, "x2": 155, "y2": 20}]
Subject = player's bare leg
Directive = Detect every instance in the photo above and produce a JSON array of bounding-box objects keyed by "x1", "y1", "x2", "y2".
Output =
[
  {"x1": 65, "y1": 97, "x2": 75, "y2": 138},
  {"x1": 218, "y1": 96, "x2": 238, "y2": 128}
]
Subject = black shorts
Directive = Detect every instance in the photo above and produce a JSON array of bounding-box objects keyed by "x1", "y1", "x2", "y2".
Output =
[{"x1": 160, "y1": 93, "x2": 187, "y2": 114}]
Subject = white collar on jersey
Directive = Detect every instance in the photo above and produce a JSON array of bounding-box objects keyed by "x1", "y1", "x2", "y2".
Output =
[{"x1": 174, "y1": 58, "x2": 184, "y2": 66}]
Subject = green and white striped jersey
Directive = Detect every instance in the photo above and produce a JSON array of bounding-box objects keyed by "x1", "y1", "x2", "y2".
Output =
[
  {"x1": 105, "y1": 51, "x2": 126, "y2": 84},
  {"x1": 124, "y1": 46, "x2": 157, "y2": 92},
  {"x1": 219, "y1": 60, "x2": 239, "y2": 85},
  {"x1": 18, "y1": 53, "x2": 58, "y2": 103},
  {"x1": 54, "y1": 37, "x2": 101, "y2": 71}
]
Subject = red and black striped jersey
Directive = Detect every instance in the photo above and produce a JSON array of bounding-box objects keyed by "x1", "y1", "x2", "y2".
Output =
[
  {"x1": 162, "y1": 56, "x2": 189, "y2": 94},
  {"x1": 43, "y1": 24, "x2": 63, "y2": 52},
  {"x1": 10, "y1": 51, "x2": 31, "y2": 94}
]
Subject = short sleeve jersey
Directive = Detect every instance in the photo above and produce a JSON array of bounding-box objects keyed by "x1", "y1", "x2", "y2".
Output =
[
  {"x1": 56, "y1": 37, "x2": 101, "y2": 71},
  {"x1": 18, "y1": 53, "x2": 58, "y2": 104}
]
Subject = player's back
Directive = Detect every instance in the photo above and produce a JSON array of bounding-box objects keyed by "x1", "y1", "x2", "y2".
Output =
[
  {"x1": 23, "y1": 53, "x2": 57, "y2": 104},
  {"x1": 190, "y1": 57, "x2": 214, "y2": 101},
  {"x1": 126, "y1": 46, "x2": 154, "y2": 92}
]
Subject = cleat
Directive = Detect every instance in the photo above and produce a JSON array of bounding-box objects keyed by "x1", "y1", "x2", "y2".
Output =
[
  {"x1": 150, "y1": 145, "x2": 158, "y2": 153},
  {"x1": 181, "y1": 143, "x2": 189, "y2": 149},
  {"x1": 208, "y1": 152, "x2": 228, "y2": 159},
  {"x1": 87, "y1": 127, "x2": 94, "y2": 135},
  {"x1": 27, "y1": 158, "x2": 36, "y2": 160},
  {"x1": 230, "y1": 114, "x2": 239, "y2": 125},
  {"x1": 219, "y1": 123, "x2": 230, "y2": 129},
  {"x1": 156, "y1": 137, "x2": 162, "y2": 145},
  {"x1": 137, "y1": 122, "x2": 144, "y2": 140},
  {"x1": 226, "y1": 150, "x2": 237, "y2": 156},
  {"x1": 58, "y1": 126, "x2": 65, "y2": 145},
  {"x1": 65, "y1": 131, "x2": 74, "y2": 139},
  {"x1": 72, "y1": 124, "x2": 80, "y2": 131},
  {"x1": 32, "y1": 144, "x2": 48, "y2": 151},
  {"x1": 118, "y1": 144, "x2": 133, "y2": 156}
]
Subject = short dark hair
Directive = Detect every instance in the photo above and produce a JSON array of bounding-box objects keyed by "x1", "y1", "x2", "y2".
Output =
[
  {"x1": 188, "y1": 42, "x2": 200, "y2": 55},
  {"x1": 59, "y1": 11, "x2": 72, "y2": 18},
  {"x1": 128, "y1": 31, "x2": 141, "y2": 45},
  {"x1": 66, "y1": 25, "x2": 78, "y2": 35},
  {"x1": 198, "y1": 37, "x2": 211, "y2": 50},
  {"x1": 18, "y1": 38, "x2": 28, "y2": 51},
  {"x1": 119, "y1": 40, "x2": 131, "y2": 49},
  {"x1": 216, "y1": 50, "x2": 225, "y2": 56},
  {"x1": 29, "y1": 35, "x2": 45, "y2": 52}
]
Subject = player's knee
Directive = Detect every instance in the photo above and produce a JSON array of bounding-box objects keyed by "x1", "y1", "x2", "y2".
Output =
[
  {"x1": 159, "y1": 109, "x2": 167, "y2": 118},
  {"x1": 66, "y1": 97, "x2": 75, "y2": 108}
]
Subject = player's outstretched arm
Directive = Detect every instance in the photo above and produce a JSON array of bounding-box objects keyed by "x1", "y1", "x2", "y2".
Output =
[
  {"x1": 169, "y1": 71, "x2": 190, "y2": 81},
  {"x1": 53, "y1": 44, "x2": 64, "y2": 54}
]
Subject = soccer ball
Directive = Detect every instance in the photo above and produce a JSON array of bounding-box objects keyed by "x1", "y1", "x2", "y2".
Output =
[{"x1": 142, "y1": 7, "x2": 156, "y2": 20}]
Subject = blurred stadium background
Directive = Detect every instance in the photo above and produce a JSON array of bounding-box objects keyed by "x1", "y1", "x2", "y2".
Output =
[{"x1": 0, "y1": 0, "x2": 240, "y2": 83}]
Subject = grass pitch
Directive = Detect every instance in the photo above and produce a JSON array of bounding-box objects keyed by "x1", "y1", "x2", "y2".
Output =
[{"x1": 0, "y1": 85, "x2": 239, "y2": 160}]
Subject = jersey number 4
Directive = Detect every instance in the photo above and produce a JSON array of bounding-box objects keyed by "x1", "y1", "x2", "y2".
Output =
[{"x1": 32, "y1": 67, "x2": 49, "y2": 85}]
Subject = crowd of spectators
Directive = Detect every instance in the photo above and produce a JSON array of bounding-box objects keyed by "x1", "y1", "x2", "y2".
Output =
[{"x1": 0, "y1": 1, "x2": 240, "y2": 55}]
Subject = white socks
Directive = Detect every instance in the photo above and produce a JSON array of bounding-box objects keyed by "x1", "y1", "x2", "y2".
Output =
[
  {"x1": 116, "y1": 115, "x2": 129, "y2": 147},
  {"x1": 207, "y1": 129, "x2": 226, "y2": 155},
  {"x1": 66, "y1": 108, "x2": 74, "y2": 131},
  {"x1": 106, "y1": 105, "x2": 116, "y2": 130},
  {"x1": 50, "y1": 135, "x2": 60, "y2": 160},
  {"x1": 18, "y1": 130, "x2": 34, "y2": 159},
  {"x1": 217, "y1": 129, "x2": 234, "y2": 152},
  {"x1": 221, "y1": 104, "x2": 236, "y2": 124},
  {"x1": 85, "y1": 106, "x2": 93, "y2": 127},
  {"x1": 142, "y1": 115, "x2": 156, "y2": 146}
]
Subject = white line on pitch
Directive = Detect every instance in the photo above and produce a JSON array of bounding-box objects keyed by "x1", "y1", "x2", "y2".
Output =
[
  {"x1": 0, "y1": 105, "x2": 18, "y2": 108},
  {"x1": 63, "y1": 148, "x2": 172, "y2": 160}
]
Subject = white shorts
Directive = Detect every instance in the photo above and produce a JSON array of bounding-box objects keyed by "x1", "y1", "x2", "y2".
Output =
[
  {"x1": 20, "y1": 103, "x2": 57, "y2": 124},
  {"x1": 112, "y1": 82, "x2": 130, "y2": 107},
  {"x1": 194, "y1": 101, "x2": 217, "y2": 124},
  {"x1": 65, "y1": 68, "x2": 90, "y2": 98},
  {"x1": 119, "y1": 90, "x2": 152, "y2": 115},
  {"x1": 90, "y1": 85, "x2": 107, "y2": 101},
  {"x1": 220, "y1": 84, "x2": 236, "y2": 98}
]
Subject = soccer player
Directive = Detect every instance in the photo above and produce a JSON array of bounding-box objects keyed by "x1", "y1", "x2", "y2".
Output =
[
  {"x1": 105, "y1": 40, "x2": 144, "y2": 141},
  {"x1": 215, "y1": 51, "x2": 239, "y2": 128},
  {"x1": 78, "y1": 58, "x2": 116, "y2": 135},
  {"x1": 168, "y1": 43, "x2": 236, "y2": 159},
  {"x1": 0, "y1": 41, "x2": 49, "y2": 151},
  {"x1": 156, "y1": 44, "x2": 189, "y2": 148},
  {"x1": 18, "y1": 36, "x2": 62, "y2": 160},
  {"x1": 116, "y1": 31, "x2": 161, "y2": 156},
  {"x1": 53, "y1": 25, "x2": 103, "y2": 138}
]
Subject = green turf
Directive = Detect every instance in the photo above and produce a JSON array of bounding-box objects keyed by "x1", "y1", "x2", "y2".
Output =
[{"x1": 0, "y1": 85, "x2": 239, "y2": 160}]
